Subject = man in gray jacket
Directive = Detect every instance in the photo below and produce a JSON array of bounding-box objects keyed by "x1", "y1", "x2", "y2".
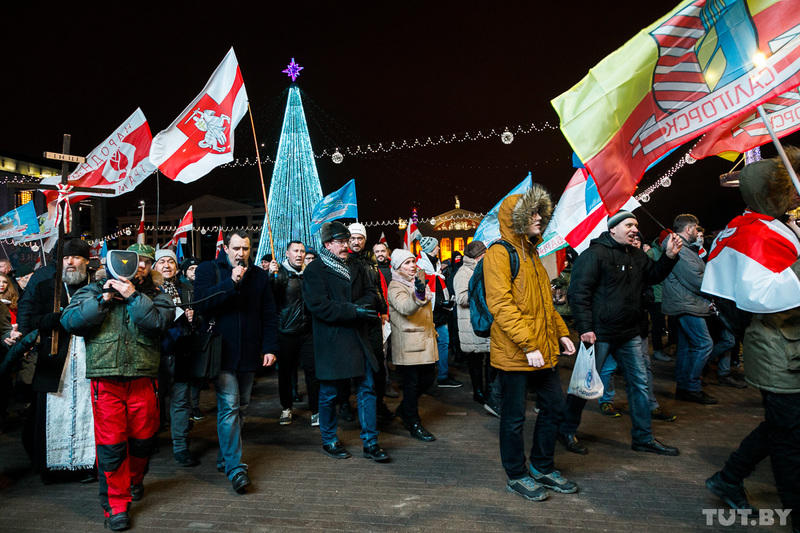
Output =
[{"x1": 661, "y1": 214, "x2": 722, "y2": 404}]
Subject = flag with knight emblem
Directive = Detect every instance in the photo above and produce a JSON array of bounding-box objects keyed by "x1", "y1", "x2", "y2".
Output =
[
  {"x1": 691, "y1": 87, "x2": 800, "y2": 159},
  {"x1": 41, "y1": 108, "x2": 156, "y2": 203},
  {"x1": 552, "y1": 0, "x2": 800, "y2": 213},
  {"x1": 149, "y1": 48, "x2": 248, "y2": 183}
]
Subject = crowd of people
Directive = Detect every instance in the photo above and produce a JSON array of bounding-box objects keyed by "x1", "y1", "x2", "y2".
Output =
[{"x1": 0, "y1": 150, "x2": 798, "y2": 532}]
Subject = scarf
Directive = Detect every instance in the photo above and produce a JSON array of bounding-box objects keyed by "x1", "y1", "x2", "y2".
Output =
[
  {"x1": 320, "y1": 246, "x2": 351, "y2": 280},
  {"x1": 162, "y1": 279, "x2": 182, "y2": 305},
  {"x1": 392, "y1": 269, "x2": 433, "y2": 302}
]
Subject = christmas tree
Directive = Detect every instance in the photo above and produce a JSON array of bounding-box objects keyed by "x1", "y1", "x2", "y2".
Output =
[{"x1": 257, "y1": 61, "x2": 323, "y2": 262}]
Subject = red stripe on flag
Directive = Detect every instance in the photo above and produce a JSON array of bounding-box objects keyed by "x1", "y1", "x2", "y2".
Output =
[
  {"x1": 707, "y1": 214, "x2": 798, "y2": 273},
  {"x1": 565, "y1": 206, "x2": 607, "y2": 248}
]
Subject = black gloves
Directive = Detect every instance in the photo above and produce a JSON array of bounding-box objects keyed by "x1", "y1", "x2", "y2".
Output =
[
  {"x1": 40, "y1": 312, "x2": 62, "y2": 331},
  {"x1": 356, "y1": 306, "x2": 380, "y2": 321},
  {"x1": 414, "y1": 276, "x2": 427, "y2": 294},
  {"x1": 440, "y1": 299, "x2": 455, "y2": 311}
]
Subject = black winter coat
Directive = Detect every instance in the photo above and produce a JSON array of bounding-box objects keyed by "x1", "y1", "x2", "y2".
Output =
[
  {"x1": 26, "y1": 276, "x2": 87, "y2": 393},
  {"x1": 569, "y1": 232, "x2": 678, "y2": 342},
  {"x1": 272, "y1": 265, "x2": 311, "y2": 336},
  {"x1": 302, "y1": 257, "x2": 380, "y2": 380},
  {"x1": 193, "y1": 256, "x2": 279, "y2": 372}
]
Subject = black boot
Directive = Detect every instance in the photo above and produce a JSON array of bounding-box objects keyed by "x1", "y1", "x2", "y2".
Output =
[
  {"x1": 467, "y1": 354, "x2": 486, "y2": 404},
  {"x1": 473, "y1": 388, "x2": 486, "y2": 404}
]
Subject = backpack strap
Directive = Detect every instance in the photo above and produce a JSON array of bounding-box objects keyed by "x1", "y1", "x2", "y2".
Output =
[{"x1": 492, "y1": 240, "x2": 520, "y2": 281}]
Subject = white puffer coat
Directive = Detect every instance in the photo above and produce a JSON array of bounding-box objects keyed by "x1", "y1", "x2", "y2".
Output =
[{"x1": 453, "y1": 255, "x2": 491, "y2": 353}]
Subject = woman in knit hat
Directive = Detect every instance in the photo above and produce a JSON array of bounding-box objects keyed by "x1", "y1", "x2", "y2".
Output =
[{"x1": 387, "y1": 249, "x2": 438, "y2": 441}]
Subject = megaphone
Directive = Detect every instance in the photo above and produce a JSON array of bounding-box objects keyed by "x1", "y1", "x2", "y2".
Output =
[{"x1": 105, "y1": 250, "x2": 139, "y2": 281}]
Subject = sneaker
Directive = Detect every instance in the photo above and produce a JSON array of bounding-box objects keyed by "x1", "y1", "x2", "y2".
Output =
[
  {"x1": 279, "y1": 409, "x2": 292, "y2": 425},
  {"x1": 484, "y1": 401, "x2": 501, "y2": 418},
  {"x1": 231, "y1": 471, "x2": 251, "y2": 494},
  {"x1": 705, "y1": 472, "x2": 756, "y2": 510},
  {"x1": 310, "y1": 413, "x2": 319, "y2": 427},
  {"x1": 529, "y1": 465, "x2": 578, "y2": 494},
  {"x1": 506, "y1": 476, "x2": 548, "y2": 501},
  {"x1": 600, "y1": 402, "x2": 621, "y2": 418},
  {"x1": 190, "y1": 407, "x2": 205, "y2": 421},
  {"x1": 384, "y1": 384, "x2": 399, "y2": 398},
  {"x1": 652, "y1": 350, "x2": 673, "y2": 362},
  {"x1": 676, "y1": 388, "x2": 718, "y2": 404},
  {"x1": 717, "y1": 374, "x2": 747, "y2": 389},
  {"x1": 651, "y1": 407, "x2": 677, "y2": 422},
  {"x1": 437, "y1": 376, "x2": 463, "y2": 388},
  {"x1": 174, "y1": 450, "x2": 199, "y2": 467},
  {"x1": 104, "y1": 511, "x2": 131, "y2": 531}
]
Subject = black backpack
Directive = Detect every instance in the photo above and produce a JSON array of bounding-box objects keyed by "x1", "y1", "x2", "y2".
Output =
[{"x1": 468, "y1": 240, "x2": 519, "y2": 338}]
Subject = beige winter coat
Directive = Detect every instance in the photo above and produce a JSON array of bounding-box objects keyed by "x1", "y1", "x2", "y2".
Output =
[
  {"x1": 388, "y1": 279, "x2": 439, "y2": 366},
  {"x1": 453, "y1": 255, "x2": 491, "y2": 353}
]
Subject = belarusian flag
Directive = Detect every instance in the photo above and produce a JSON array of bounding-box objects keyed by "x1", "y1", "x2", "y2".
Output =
[{"x1": 150, "y1": 48, "x2": 248, "y2": 183}]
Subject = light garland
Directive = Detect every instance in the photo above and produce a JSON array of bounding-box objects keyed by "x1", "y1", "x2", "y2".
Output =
[
  {"x1": 634, "y1": 144, "x2": 699, "y2": 202},
  {"x1": 218, "y1": 121, "x2": 559, "y2": 168}
]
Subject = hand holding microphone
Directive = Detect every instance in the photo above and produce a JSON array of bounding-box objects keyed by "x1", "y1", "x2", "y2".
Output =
[{"x1": 231, "y1": 260, "x2": 247, "y2": 284}]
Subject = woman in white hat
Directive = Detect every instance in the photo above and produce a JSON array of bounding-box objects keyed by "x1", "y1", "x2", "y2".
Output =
[{"x1": 387, "y1": 249, "x2": 438, "y2": 441}]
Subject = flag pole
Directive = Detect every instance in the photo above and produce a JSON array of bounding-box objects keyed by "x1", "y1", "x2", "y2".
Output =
[
  {"x1": 757, "y1": 105, "x2": 800, "y2": 196},
  {"x1": 248, "y1": 103, "x2": 275, "y2": 258},
  {"x1": 39, "y1": 239, "x2": 46, "y2": 267}
]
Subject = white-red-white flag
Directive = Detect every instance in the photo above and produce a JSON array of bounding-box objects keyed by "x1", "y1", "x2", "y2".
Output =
[
  {"x1": 216, "y1": 228, "x2": 224, "y2": 258},
  {"x1": 702, "y1": 210, "x2": 800, "y2": 313},
  {"x1": 149, "y1": 48, "x2": 248, "y2": 183},
  {"x1": 165, "y1": 207, "x2": 193, "y2": 248},
  {"x1": 137, "y1": 209, "x2": 146, "y2": 245},
  {"x1": 41, "y1": 109, "x2": 156, "y2": 205},
  {"x1": 403, "y1": 220, "x2": 421, "y2": 250},
  {"x1": 379, "y1": 231, "x2": 387, "y2": 245}
]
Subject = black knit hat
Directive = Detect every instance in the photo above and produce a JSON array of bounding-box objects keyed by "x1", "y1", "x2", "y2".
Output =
[
  {"x1": 63, "y1": 238, "x2": 90, "y2": 260},
  {"x1": 180, "y1": 257, "x2": 200, "y2": 276},
  {"x1": 607, "y1": 210, "x2": 637, "y2": 230}
]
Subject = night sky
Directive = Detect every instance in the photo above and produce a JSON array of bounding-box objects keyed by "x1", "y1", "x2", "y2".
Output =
[{"x1": 4, "y1": 2, "x2": 799, "y2": 246}]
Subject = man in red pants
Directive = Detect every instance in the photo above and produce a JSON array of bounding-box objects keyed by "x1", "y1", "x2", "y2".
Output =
[{"x1": 62, "y1": 244, "x2": 174, "y2": 531}]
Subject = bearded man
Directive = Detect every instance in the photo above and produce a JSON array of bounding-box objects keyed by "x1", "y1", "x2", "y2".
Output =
[{"x1": 20, "y1": 239, "x2": 95, "y2": 482}]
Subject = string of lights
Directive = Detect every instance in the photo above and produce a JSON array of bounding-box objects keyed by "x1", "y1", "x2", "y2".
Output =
[
  {"x1": 218, "y1": 120, "x2": 559, "y2": 168},
  {"x1": 634, "y1": 144, "x2": 699, "y2": 203}
]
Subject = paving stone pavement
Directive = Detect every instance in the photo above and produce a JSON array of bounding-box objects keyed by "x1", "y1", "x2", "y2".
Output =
[{"x1": 0, "y1": 354, "x2": 790, "y2": 532}]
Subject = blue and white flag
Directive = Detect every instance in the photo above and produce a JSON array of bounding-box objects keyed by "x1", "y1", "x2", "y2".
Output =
[
  {"x1": 0, "y1": 202, "x2": 40, "y2": 239},
  {"x1": 473, "y1": 173, "x2": 532, "y2": 245},
  {"x1": 310, "y1": 179, "x2": 358, "y2": 234}
]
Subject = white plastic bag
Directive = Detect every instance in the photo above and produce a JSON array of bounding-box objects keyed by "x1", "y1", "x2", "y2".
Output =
[{"x1": 567, "y1": 343, "x2": 604, "y2": 400}]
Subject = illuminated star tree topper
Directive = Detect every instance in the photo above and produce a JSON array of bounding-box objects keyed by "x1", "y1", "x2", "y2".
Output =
[{"x1": 282, "y1": 58, "x2": 303, "y2": 81}]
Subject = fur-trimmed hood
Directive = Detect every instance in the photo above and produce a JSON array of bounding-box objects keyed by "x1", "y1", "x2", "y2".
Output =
[
  {"x1": 497, "y1": 184, "x2": 553, "y2": 257},
  {"x1": 739, "y1": 146, "x2": 800, "y2": 218}
]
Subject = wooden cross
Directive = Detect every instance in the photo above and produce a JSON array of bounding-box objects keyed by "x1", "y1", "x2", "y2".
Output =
[{"x1": 8, "y1": 134, "x2": 114, "y2": 355}]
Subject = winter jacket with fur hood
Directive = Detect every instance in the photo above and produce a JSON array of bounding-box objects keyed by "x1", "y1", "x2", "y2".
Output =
[
  {"x1": 484, "y1": 185, "x2": 570, "y2": 371},
  {"x1": 734, "y1": 147, "x2": 800, "y2": 393}
]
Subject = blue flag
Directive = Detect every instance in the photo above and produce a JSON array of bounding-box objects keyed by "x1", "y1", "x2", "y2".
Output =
[
  {"x1": 100, "y1": 240, "x2": 108, "y2": 261},
  {"x1": 0, "y1": 202, "x2": 40, "y2": 239},
  {"x1": 473, "y1": 173, "x2": 532, "y2": 245},
  {"x1": 176, "y1": 240, "x2": 185, "y2": 264},
  {"x1": 310, "y1": 179, "x2": 358, "y2": 234}
]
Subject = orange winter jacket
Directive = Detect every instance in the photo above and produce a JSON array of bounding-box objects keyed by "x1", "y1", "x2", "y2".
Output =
[{"x1": 485, "y1": 186, "x2": 569, "y2": 371}]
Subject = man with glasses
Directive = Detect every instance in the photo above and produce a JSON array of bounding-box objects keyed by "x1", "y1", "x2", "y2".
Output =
[{"x1": 302, "y1": 221, "x2": 389, "y2": 462}]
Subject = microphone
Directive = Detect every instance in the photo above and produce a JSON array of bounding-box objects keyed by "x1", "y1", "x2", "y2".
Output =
[{"x1": 237, "y1": 260, "x2": 245, "y2": 267}]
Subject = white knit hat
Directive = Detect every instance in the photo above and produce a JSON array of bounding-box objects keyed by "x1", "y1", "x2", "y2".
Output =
[
  {"x1": 390, "y1": 249, "x2": 416, "y2": 270},
  {"x1": 348, "y1": 222, "x2": 367, "y2": 239},
  {"x1": 419, "y1": 236, "x2": 438, "y2": 254},
  {"x1": 154, "y1": 249, "x2": 178, "y2": 264}
]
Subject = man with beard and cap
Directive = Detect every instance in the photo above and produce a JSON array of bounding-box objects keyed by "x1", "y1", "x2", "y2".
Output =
[
  {"x1": 153, "y1": 248, "x2": 199, "y2": 467},
  {"x1": 484, "y1": 184, "x2": 577, "y2": 501},
  {"x1": 703, "y1": 147, "x2": 800, "y2": 531},
  {"x1": 346, "y1": 222, "x2": 394, "y2": 422},
  {"x1": 559, "y1": 210, "x2": 682, "y2": 458},
  {"x1": 192, "y1": 230, "x2": 279, "y2": 495},
  {"x1": 61, "y1": 243, "x2": 174, "y2": 531},
  {"x1": 302, "y1": 221, "x2": 388, "y2": 462},
  {"x1": 19, "y1": 238, "x2": 95, "y2": 483},
  {"x1": 417, "y1": 236, "x2": 460, "y2": 388}
]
